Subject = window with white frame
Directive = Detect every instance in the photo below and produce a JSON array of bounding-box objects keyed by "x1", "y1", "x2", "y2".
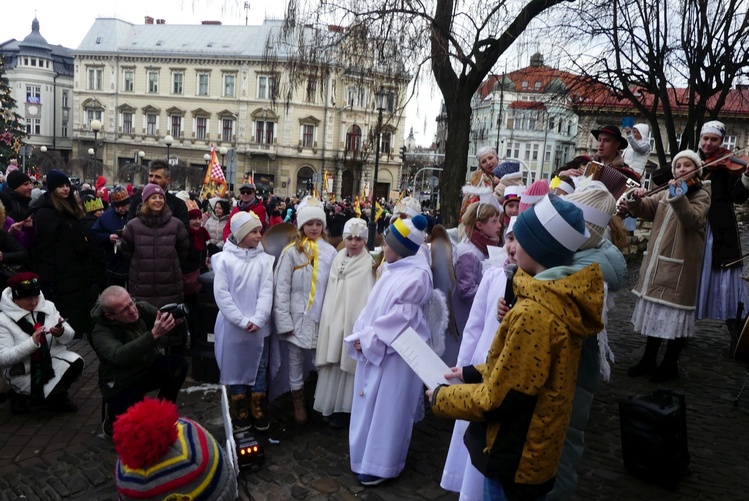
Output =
[
  {"x1": 255, "y1": 120, "x2": 274, "y2": 144},
  {"x1": 147, "y1": 71, "x2": 159, "y2": 93},
  {"x1": 723, "y1": 135, "x2": 737, "y2": 150},
  {"x1": 385, "y1": 92, "x2": 396, "y2": 112},
  {"x1": 171, "y1": 116, "x2": 182, "y2": 138},
  {"x1": 381, "y1": 132, "x2": 392, "y2": 154},
  {"x1": 222, "y1": 119, "x2": 234, "y2": 142},
  {"x1": 347, "y1": 85, "x2": 367, "y2": 108},
  {"x1": 257, "y1": 75, "x2": 275, "y2": 99},
  {"x1": 26, "y1": 85, "x2": 40, "y2": 104},
  {"x1": 172, "y1": 72, "x2": 183, "y2": 95},
  {"x1": 61, "y1": 120, "x2": 68, "y2": 137},
  {"x1": 196, "y1": 117, "x2": 208, "y2": 140},
  {"x1": 524, "y1": 144, "x2": 531, "y2": 161},
  {"x1": 545, "y1": 144, "x2": 552, "y2": 162},
  {"x1": 87, "y1": 109, "x2": 103, "y2": 128},
  {"x1": 88, "y1": 68, "x2": 103, "y2": 90},
  {"x1": 223, "y1": 73, "x2": 236, "y2": 98},
  {"x1": 197, "y1": 72, "x2": 210, "y2": 96},
  {"x1": 532, "y1": 143, "x2": 539, "y2": 161},
  {"x1": 146, "y1": 113, "x2": 157, "y2": 136},
  {"x1": 507, "y1": 141, "x2": 520, "y2": 159},
  {"x1": 62, "y1": 90, "x2": 69, "y2": 108},
  {"x1": 123, "y1": 70, "x2": 134, "y2": 92},
  {"x1": 25, "y1": 118, "x2": 41, "y2": 135},
  {"x1": 302, "y1": 124, "x2": 314, "y2": 148},
  {"x1": 122, "y1": 112, "x2": 133, "y2": 134}
]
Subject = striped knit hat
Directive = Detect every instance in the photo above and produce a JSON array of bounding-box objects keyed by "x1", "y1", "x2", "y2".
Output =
[
  {"x1": 114, "y1": 398, "x2": 237, "y2": 501},
  {"x1": 385, "y1": 214, "x2": 428, "y2": 258}
]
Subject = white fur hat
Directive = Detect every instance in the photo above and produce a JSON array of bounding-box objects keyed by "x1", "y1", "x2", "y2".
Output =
[
  {"x1": 343, "y1": 218, "x2": 368, "y2": 240},
  {"x1": 295, "y1": 196, "x2": 326, "y2": 229}
]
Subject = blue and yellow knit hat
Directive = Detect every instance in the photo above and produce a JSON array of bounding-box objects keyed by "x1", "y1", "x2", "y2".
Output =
[
  {"x1": 384, "y1": 214, "x2": 428, "y2": 258},
  {"x1": 114, "y1": 398, "x2": 237, "y2": 501}
]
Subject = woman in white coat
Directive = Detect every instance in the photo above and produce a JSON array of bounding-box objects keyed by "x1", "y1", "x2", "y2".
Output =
[{"x1": 0, "y1": 272, "x2": 83, "y2": 414}]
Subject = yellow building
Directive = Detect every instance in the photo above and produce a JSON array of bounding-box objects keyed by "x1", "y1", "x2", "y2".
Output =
[{"x1": 73, "y1": 17, "x2": 408, "y2": 199}]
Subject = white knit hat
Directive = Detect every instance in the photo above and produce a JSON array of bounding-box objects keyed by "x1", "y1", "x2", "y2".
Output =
[
  {"x1": 392, "y1": 196, "x2": 422, "y2": 219},
  {"x1": 295, "y1": 196, "x2": 326, "y2": 229},
  {"x1": 343, "y1": 218, "x2": 368, "y2": 240},
  {"x1": 671, "y1": 149, "x2": 703, "y2": 175},
  {"x1": 230, "y1": 210, "x2": 262, "y2": 243}
]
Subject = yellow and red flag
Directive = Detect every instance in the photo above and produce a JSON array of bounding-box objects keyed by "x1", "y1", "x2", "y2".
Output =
[
  {"x1": 202, "y1": 145, "x2": 228, "y2": 197},
  {"x1": 353, "y1": 194, "x2": 362, "y2": 218}
]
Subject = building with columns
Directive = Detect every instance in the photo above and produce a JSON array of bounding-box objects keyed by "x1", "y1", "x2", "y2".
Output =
[{"x1": 72, "y1": 16, "x2": 408, "y2": 198}]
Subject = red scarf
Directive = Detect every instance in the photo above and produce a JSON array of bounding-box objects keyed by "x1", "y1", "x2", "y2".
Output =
[
  {"x1": 469, "y1": 229, "x2": 499, "y2": 256},
  {"x1": 190, "y1": 226, "x2": 210, "y2": 251}
]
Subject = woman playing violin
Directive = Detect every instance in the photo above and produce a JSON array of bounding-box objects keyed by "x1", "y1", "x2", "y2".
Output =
[{"x1": 695, "y1": 120, "x2": 749, "y2": 321}]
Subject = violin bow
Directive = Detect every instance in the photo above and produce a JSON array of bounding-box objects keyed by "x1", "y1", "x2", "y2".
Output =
[{"x1": 645, "y1": 144, "x2": 749, "y2": 197}]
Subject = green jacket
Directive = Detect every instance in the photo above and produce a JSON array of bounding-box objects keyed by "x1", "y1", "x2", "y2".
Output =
[{"x1": 89, "y1": 301, "x2": 160, "y2": 400}]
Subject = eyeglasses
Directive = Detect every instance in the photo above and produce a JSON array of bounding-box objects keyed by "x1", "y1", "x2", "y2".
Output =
[
  {"x1": 240, "y1": 190, "x2": 255, "y2": 195},
  {"x1": 112, "y1": 299, "x2": 137, "y2": 315},
  {"x1": 17, "y1": 278, "x2": 38, "y2": 287}
]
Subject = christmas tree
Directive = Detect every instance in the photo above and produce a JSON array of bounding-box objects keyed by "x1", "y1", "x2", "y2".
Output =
[{"x1": 0, "y1": 59, "x2": 26, "y2": 168}]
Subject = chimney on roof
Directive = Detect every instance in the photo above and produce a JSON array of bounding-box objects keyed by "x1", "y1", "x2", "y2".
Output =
[
  {"x1": 201, "y1": 20, "x2": 222, "y2": 25},
  {"x1": 145, "y1": 16, "x2": 154, "y2": 24},
  {"x1": 156, "y1": 19, "x2": 166, "y2": 25},
  {"x1": 530, "y1": 52, "x2": 544, "y2": 67}
]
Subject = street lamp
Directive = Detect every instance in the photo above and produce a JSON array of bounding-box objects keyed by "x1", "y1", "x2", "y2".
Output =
[
  {"x1": 219, "y1": 146, "x2": 228, "y2": 166},
  {"x1": 40, "y1": 146, "x2": 47, "y2": 153},
  {"x1": 203, "y1": 153, "x2": 211, "y2": 166},
  {"x1": 367, "y1": 85, "x2": 389, "y2": 251},
  {"x1": 164, "y1": 134, "x2": 174, "y2": 162},
  {"x1": 91, "y1": 119, "x2": 102, "y2": 176},
  {"x1": 88, "y1": 148, "x2": 95, "y2": 180},
  {"x1": 138, "y1": 151, "x2": 146, "y2": 164}
]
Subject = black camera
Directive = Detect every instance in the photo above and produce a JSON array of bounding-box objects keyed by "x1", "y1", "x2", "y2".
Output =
[{"x1": 159, "y1": 303, "x2": 189, "y2": 319}]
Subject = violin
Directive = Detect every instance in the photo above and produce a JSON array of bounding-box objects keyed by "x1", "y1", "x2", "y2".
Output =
[{"x1": 702, "y1": 145, "x2": 749, "y2": 173}]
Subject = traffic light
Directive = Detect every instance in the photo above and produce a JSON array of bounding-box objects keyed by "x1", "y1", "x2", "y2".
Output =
[{"x1": 400, "y1": 146, "x2": 407, "y2": 163}]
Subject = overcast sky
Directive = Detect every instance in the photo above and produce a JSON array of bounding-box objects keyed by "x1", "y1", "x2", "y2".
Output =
[{"x1": 2, "y1": 0, "x2": 439, "y2": 147}]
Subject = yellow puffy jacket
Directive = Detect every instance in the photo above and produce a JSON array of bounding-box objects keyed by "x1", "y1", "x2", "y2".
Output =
[{"x1": 432, "y1": 263, "x2": 604, "y2": 499}]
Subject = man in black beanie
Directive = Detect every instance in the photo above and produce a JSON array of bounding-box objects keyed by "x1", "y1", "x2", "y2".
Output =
[{"x1": 1, "y1": 170, "x2": 34, "y2": 221}]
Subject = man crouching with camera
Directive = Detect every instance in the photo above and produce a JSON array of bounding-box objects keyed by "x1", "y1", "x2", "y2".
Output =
[{"x1": 90, "y1": 285, "x2": 189, "y2": 436}]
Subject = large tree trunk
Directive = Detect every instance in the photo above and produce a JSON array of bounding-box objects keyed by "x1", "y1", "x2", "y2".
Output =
[{"x1": 440, "y1": 97, "x2": 472, "y2": 227}]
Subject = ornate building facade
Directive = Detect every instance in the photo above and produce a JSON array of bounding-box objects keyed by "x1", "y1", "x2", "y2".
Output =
[{"x1": 73, "y1": 17, "x2": 408, "y2": 198}]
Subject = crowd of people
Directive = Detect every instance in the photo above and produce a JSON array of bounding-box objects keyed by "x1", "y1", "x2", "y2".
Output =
[{"x1": 0, "y1": 118, "x2": 745, "y2": 500}]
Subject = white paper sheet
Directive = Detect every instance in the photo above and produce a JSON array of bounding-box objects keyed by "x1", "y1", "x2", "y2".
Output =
[{"x1": 391, "y1": 327, "x2": 457, "y2": 389}]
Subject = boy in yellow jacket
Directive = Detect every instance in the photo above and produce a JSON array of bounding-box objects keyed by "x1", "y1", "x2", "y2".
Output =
[{"x1": 428, "y1": 194, "x2": 605, "y2": 500}]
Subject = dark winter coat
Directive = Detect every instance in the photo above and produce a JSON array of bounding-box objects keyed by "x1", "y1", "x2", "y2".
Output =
[
  {"x1": 90, "y1": 208, "x2": 129, "y2": 282},
  {"x1": 121, "y1": 208, "x2": 189, "y2": 307},
  {"x1": 89, "y1": 300, "x2": 161, "y2": 401},
  {"x1": 700, "y1": 147, "x2": 749, "y2": 268},
  {"x1": 0, "y1": 185, "x2": 32, "y2": 221},
  {"x1": 31, "y1": 193, "x2": 92, "y2": 335},
  {"x1": 32, "y1": 194, "x2": 89, "y2": 291}
]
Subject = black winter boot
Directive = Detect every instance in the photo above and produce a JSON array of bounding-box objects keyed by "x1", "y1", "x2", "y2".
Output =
[
  {"x1": 652, "y1": 338, "x2": 686, "y2": 383},
  {"x1": 628, "y1": 336, "x2": 662, "y2": 377}
]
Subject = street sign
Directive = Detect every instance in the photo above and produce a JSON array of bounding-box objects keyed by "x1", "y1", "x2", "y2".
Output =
[
  {"x1": 429, "y1": 176, "x2": 439, "y2": 188},
  {"x1": 168, "y1": 158, "x2": 178, "y2": 166}
]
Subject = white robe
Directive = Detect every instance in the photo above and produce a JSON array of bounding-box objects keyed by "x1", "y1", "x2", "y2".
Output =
[
  {"x1": 344, "y1": 252, "x2": 433, "y2": 479},
  {"x1": 212, "y1": 240, "x2": 275, "y2": 385},
  {"x1": 313, "y1": 248, "x2": 375, "y2": 416},
  {"x1": 441, "y1": 266, "x2": 508, "y2": 501}
]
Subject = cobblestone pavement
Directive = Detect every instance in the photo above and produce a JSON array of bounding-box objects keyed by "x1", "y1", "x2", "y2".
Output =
[{"x1": 1, "y1": 253, "x2": 749, "y2": 500}]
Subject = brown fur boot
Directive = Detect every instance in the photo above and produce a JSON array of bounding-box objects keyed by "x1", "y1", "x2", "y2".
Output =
[
  {"x1": 230, "y1": 393, "x2": 252, "y2": 431},
  {"x1": 251, "y1": 392, "x2": 269, "y2": 431},
  {"x1": 291, "y1": 389, "x2": 308, "y2": 424}
]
